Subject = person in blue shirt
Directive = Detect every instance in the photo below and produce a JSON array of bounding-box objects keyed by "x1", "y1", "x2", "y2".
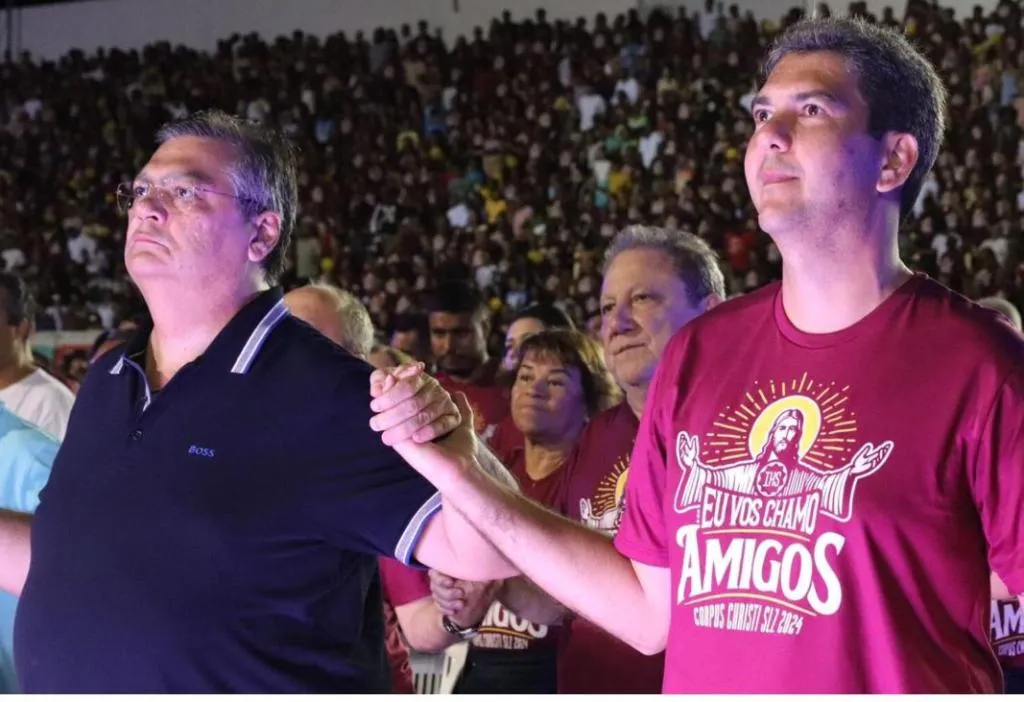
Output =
[{"x1": 0, "y1": 403, "x2": 57, "y2": 692}]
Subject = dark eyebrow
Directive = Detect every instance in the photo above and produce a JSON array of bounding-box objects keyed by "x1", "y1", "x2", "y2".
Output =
[{"x1": 750, "y1": 90, "x2": 847, "y2": 113}]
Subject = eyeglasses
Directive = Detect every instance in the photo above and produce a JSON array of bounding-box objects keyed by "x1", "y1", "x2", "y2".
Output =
[{"x1": 115, "y1": 181, "x2": 253, "y2": 215}]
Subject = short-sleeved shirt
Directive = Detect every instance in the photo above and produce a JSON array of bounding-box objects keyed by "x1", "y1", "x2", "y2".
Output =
[
  {"x1": 14, "y1": 288, "x2": 441, "y2": 693},
  {"x1": 487, "y1": 415, "x2": 523, "y2": 457},
  {"x1": 0, "y1": 368, "x2": 76, "y2": 439},
  {"x1": 555, "y1": 402, "x2": 664, "y2": 694},
  {"x1": 471, "y1": 447, "x2": 563, "y2": 656},
  {"x1": 616, "y1": 275, "x2": 1024, "y2": 693},
  {"x1": 378, "y1": 557, "x2": 433, "y2": 694},
  {"x1": 992, "y1": 599, "x2": 1024, "y2": 672},
  {"x1": 0, "y1": 405, "x2": 57, "y2": 693}
]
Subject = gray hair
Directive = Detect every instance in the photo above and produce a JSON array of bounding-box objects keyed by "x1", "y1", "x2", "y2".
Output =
[
  {"x1": 156, "y1": 109, "x2": 299, "y2": 283},
  {"x1": 762, "y1": 17, "x2": 947, "y2": 221},
  {"x1": 977, "y1": 297, "x2": 1023, "y2": 332},
  {"x1": 603, "y1": 225, "x2": 726, "y2": 305},
  {"x1": 309, "y1": 283, "x2": 376, "y2": 359}
]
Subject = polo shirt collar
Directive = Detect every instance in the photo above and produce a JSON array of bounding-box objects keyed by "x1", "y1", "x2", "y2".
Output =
[{"x1": 110, "y1": 288, "x2": 290, "y2": 377}]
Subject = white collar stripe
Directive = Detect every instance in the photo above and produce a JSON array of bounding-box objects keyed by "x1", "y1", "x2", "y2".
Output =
[
  {"x1": 230, "y1": 299, "x2": 290, "y2": 375},
  {"x1": 108, "y1": 298, "x2": 289, "y2": 378}
]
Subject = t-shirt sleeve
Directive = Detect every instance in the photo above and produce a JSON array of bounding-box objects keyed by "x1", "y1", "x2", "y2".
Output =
[
  {"x1": 613, "y1": 338, "x2": 679, "y2": 568},
  {"x1": 309, "y1": 366, "x2": 442, "y2": 566},
  {"x1": 970, "y1": 360, "x2": 1024, "y2": 596},
  {"x1": 0, "y1": 422, "x2": 57, "y2": 514},
  {"x1": 379, "y1": 557, "x2": 433, "y2": 608}
]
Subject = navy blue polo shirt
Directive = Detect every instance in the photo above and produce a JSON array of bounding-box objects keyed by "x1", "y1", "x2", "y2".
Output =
[{"x1": 14, "y1": 288, "x2": 442, "y2": 692}]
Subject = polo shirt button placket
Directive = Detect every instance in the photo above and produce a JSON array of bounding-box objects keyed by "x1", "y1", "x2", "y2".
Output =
[{"x1": 130, "y1": 429, "x2": 143, "y2": 442}]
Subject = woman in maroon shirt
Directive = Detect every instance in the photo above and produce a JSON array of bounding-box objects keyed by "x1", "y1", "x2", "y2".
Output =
[{"x1": 441, "y1": 329, "x2": 620, "y2": 694}]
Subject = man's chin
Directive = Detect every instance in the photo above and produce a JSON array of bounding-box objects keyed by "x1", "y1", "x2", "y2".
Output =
[{"x1": 612, "y1": 365, "x2": 655, "y2": 391}]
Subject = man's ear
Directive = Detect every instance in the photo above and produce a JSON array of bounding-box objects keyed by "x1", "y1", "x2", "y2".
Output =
[
  {"x1": 877, "y1": 132, "x2": 919, "y2": 195},
  {"x1": 701, "y1": 292, "x2": 724, "y2": 312},
  {"x1": 247, "y1": 212, "x2": 282, "y2": 266},
  {"x1": 15, "y1": 319, "x2": 33, "y2": 345}
]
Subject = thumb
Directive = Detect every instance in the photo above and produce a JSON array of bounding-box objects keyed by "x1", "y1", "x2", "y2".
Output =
[
  {"x1": 453, "y1": 391, "x2": 474, "y2": 430},
  {"x1": 369, "y1": 368, "x2": 398, "y2": 399}
]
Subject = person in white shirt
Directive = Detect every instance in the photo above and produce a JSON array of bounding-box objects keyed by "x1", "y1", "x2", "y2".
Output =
[{"x1": 0, "y1": 274, "x2": 75, "y2": 439}]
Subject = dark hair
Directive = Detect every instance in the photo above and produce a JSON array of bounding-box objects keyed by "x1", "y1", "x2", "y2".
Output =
[
  {"x1": 516, "y1": 329, "x2": 622, "y2": 417},
  {"x1": 762, "y1": 16, "x2": 947, "y2": 220},
  {"x1": 603, "y1": 226, "x2": 726, "y2": 305},
  {"x1": 156, "y1": 109, "x2": 299, "y2": 283},
  {"x1": 0, "y1": 272, "x2": 35, "y2": 326},
  {"x1": 427, "y1": 280, "x2": 487, "y2": 320},
  {"x1": 511, "y1": 304, "x2": 575, "y2": 330},
  {"x1": 392, "y1": 312, "x2": 430, "y2": 337}
]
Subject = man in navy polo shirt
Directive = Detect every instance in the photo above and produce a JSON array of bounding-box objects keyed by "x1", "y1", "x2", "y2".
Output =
[{"x1": 0, "y1": 110, "x2": 516, "y2": 693}]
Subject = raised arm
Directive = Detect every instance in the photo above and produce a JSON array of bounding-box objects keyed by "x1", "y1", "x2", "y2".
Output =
[
  {"x1": 370, "y1": 365, "x2": 670, "y2": 655},
  {"x1": 369, "y1": 368, "x2": 519, "y2": 582},
  {"x1": 407, "y1": 448, "x2": 669, "y2": 654}
]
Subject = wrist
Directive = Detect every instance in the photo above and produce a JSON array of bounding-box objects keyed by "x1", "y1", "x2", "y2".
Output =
[
  {"x1": 442, "y1": 613, "x2": 482, "y2": 639},
  {"x1": 437, "y1": 454, "x2": 482, "y2": 497}
]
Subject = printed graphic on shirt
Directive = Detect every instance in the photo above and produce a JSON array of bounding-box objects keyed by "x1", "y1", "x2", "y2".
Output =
[
  {"x1": 467, "y1": 398, "x2": 496, "y2": 441},
  {"x1": 474, "y1": 601, "x2": 550, "y2": 651},
  {"x1": 579, "y1": 453, "x2": 630, "y2": 536},
  {"x1": 992, "y1": 600, "x2": 1024, "y2": 660},
  {"x1": 672, "y1": 375, "x2": 893, "y2": 638}
]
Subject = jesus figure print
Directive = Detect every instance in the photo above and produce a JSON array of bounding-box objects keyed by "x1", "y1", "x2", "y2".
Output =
[
  {"x1": 669, "y1": 378, "x2": 898, "y2": 626},
  {"x1": 674, "y1": 380, "x2": 894, "y2": 523}
]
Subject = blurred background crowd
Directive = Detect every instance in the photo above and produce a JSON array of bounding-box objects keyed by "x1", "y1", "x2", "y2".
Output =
[
  {"x1": 0, "y1": 0, "x2": 1021, "y2": 695},
  {"x1": 2, "y1": 0, "x2": 1023, "y2": 389}
]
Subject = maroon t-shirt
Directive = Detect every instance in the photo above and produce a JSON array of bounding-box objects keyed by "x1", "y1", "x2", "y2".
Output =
[
  {"x1": 487, "y1": 415, "x2": 524, "y2": 457},
  {"x1": 436, "y1": 370, "x2": 509, "y2": 442},
  {"x1": 471, "y1": 447, "x2": 563, "y2": 654},
  {"x1": 379, "y1": 558, "x2": 433, "y2": 695},
  {"x1": 616, "y1": 275, "x2": 1024, "y2": 693},
  {"x1": 993, "y1": 599, "x2": 1024, "y2": 672},
  {"x1": 556, "y1": 402, "x2": 665, "y2": 693}
]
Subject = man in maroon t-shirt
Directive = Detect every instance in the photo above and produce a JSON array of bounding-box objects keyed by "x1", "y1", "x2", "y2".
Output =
[
  {"x1": 373, "y1": 17, "x2": 1024, "y2": 694},
  {"x1": 502, "y1": 228, "x2": 724, "y2": 693},
  {"x1": 555, "y1": 229, "x2": 723, "y2": 694},
  {"x1": 427, "y1": 280, "x2": 508, "y2": 442}
]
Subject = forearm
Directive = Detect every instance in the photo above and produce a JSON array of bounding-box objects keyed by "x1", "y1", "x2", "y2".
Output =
[
  {"x1": 499, "y1": 576, "x2": 567, "y2": 626},
  {"x1": 414, "y1": 442, "x2": 522, "y2": 581},
  {"x1": 440, "y1": 461, "x2": 663, "y2": 654},
  {"x1": 424, "y1": 439, "x2": 522, "y2": 581},
  {"x1": 430, "y1": 501, "x2": 519, "y2": 581},
  {"x1": 395, "y1": 598, "x2": 462, "y2": 653},
  {"x1": 475, "y1": 441, "x2": 519, "y2": 492},
  {"x1": 0, "y1": 509, "x2": 31, "y2": 596}
]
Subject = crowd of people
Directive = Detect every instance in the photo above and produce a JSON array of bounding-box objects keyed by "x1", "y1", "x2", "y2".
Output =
[
  {"x1": 1, "y1": 0, "x2": 1023, "y2": 360},
  {"x1": 0, "y1": 0, "x2": 1019, "y2": 695}
]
